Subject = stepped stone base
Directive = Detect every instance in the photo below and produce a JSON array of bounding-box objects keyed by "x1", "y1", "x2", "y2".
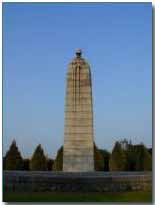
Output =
[{"x1": 4, "y1": 171, "x2": 152, "y2": 192}]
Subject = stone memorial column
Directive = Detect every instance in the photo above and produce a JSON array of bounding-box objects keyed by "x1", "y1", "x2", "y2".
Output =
[{"x1": 63, "y1": 49, "x2": 94, "y2": 172}]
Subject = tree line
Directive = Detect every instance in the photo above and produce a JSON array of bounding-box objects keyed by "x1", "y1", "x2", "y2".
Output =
[{"x1": 3, "y1": 139, "x2": 152, "y2": 171}]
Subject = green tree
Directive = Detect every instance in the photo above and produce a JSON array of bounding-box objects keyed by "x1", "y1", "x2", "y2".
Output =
[
  {"x1": 109, "y1": 141, "x2": 126, "y2": 171},
  {"x1": 94, "y1": 144, "x2": 104, "y2": 171},
  {"x1": 30, "y1": 144, "x2": 47, "y2": 170},
  {"x1": 99, "y1": 149, "x2": 111, "y2": 171},
  {"x1": 119, "y1": 139, "x2": 137, "y2": 171},
  {"x1": 147, "y1": 148, "x2": 152, "y2": 156},
  {"x1": 23, "y1": 158, "x2": 30, "y2": 170},
  {"x1": 5, "y1": 140, "x2": 23, "y2": 170},
  {"x1": 3, "y1": 156, "x2": 6, "y2": 170},
  {"x1": 53, "y1": 146, "x2": 63, "y2": 171},
  {"x1": 134, "y1": 144, "x2": 152, "y2": 171},
  {"x1": 47, "y1": 158, "x2": 54, "y2": 171},
  {"x1": 125, "y1": 142, "x2": 137, "y2": 171}
]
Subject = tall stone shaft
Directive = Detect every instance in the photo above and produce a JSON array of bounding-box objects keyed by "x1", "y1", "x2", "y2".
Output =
[{"x1": 63, "y1": 49, "x2": 94, "y2": 172}]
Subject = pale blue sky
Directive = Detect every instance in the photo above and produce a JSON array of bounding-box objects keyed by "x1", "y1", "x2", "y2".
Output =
[{"x1": 3, "y1": 3, "x2": 152, "y2": 158}]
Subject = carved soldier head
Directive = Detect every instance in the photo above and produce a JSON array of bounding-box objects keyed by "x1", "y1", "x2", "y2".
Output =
[{"x1": 75, "y1": 49, "x2": 82, "y2": 58}]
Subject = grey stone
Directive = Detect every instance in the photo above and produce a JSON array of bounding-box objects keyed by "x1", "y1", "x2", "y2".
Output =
[
  {"x1": 4, "y1": 171, "x2": 152, "y2": 192},
  {"x1": 63, "y1": 50, "x2": 94, "y2": 172}
]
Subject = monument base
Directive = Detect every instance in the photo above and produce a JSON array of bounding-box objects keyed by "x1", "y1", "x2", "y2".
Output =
[{"x1": 4, "y1": 171, "x2": 151, "y2": 192}]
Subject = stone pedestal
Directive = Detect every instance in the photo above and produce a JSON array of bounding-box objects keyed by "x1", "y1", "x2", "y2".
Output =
[
  {"x1": 4, "y1": 171, "x2": 152, "y2": 192},
  {"x1": 63, "y1": 49, "x2": 94, "y2": 172}
]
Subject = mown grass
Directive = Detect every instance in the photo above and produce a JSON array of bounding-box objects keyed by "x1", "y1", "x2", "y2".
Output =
[{"x1": 3, "y1": 191, "x2": 152, "y2": 202}]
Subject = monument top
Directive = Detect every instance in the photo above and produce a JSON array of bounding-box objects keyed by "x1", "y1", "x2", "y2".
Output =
[
  {"x1": 75, "y1": 48, "x2": 82, "y2": 58},
  {"x1": 69, "y1": 49, "x2": 89, "y2": 67}
]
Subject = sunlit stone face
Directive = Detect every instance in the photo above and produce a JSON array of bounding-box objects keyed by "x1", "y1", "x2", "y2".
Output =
[{"x1": 63, "y1": 50, "x2": 94, "y2": 172}]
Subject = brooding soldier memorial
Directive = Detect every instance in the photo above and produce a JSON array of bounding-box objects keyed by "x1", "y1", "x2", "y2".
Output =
[
  {"x1": 4, "y1": 50, "x2": 151, "y2": 194},
  {"x1": 63, "y1": 49, "x2": 94, "y2": 172}
]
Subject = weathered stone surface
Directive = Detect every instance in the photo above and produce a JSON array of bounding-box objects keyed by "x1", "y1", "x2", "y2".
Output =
[
  {"x1": 63, "y1": 50, "x2": 94, "y2": 172},
  {"x1": 4, "y1": 171, "x2": 152, "y2": 192}
]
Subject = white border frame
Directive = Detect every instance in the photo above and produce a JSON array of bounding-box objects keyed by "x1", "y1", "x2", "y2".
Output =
[{"x1": 0, "y1": 1, "x2": 154, "y2": 205}]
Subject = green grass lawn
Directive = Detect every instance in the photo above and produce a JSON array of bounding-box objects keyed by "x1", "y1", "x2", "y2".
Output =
[{"x1": 3, "y1": 191, "x2": 152, "y2": 202}]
